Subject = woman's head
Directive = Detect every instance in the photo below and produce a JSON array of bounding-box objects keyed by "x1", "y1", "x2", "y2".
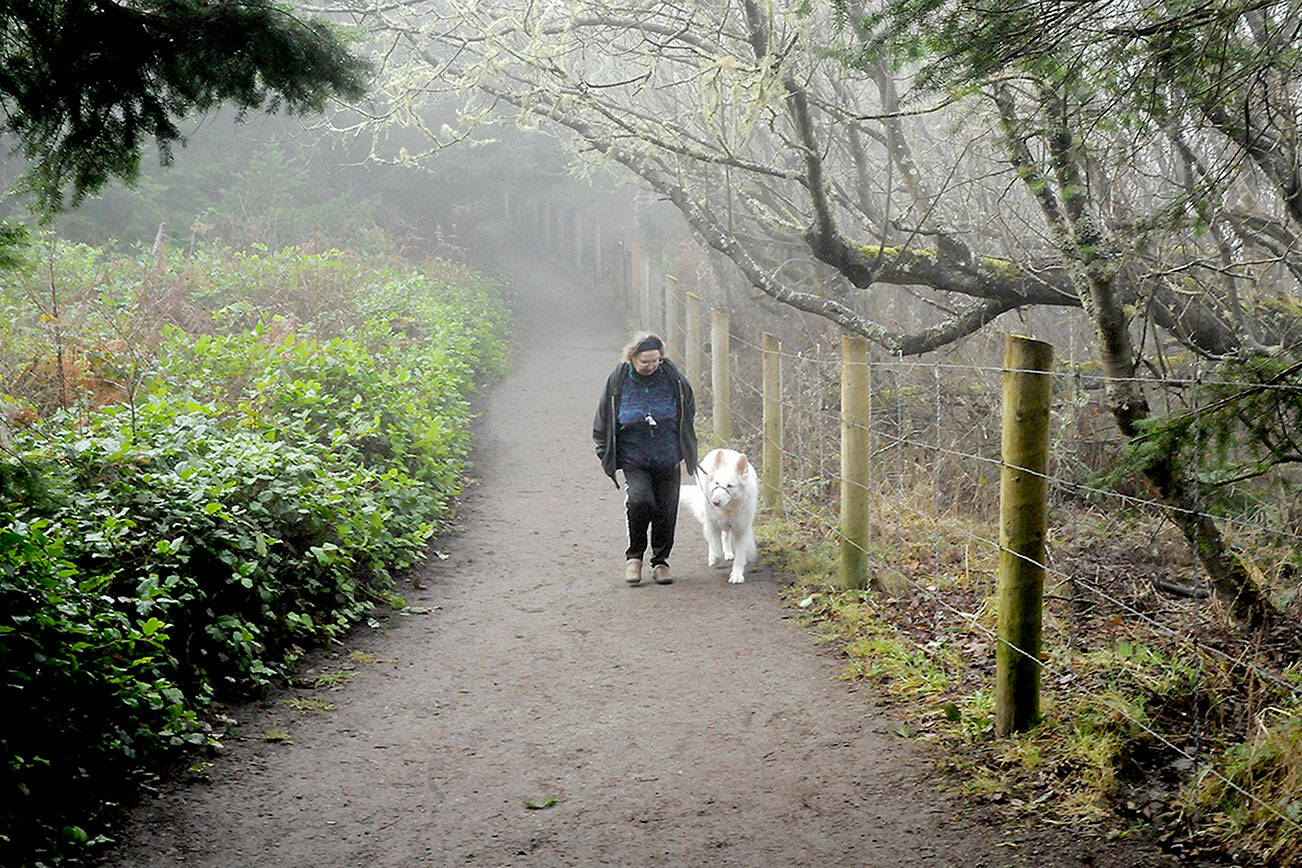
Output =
[{"x1": 623, "y1": 333, "x2": 665, "y2": 375}]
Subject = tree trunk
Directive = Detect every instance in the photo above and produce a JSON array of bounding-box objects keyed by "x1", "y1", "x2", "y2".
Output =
[
  {"x1": 1018, "y1": 82, "x2": 1273, "y2": 628},
  {"x1": 1084, "y1": 248, "x2": 1271, "y2": 627},
  {"x1": 1133, "y1": 433, "x2": 1271, "y2": 627}
]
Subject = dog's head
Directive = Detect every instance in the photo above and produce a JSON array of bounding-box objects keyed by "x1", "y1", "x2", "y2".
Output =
[{"x1": 702, "y1": 450, "x2": 750, "y2": 508}]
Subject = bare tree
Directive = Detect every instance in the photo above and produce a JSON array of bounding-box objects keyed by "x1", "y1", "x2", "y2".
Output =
[{"x1": 336, "y1": 0, "x2": 1302, "y2": 625}]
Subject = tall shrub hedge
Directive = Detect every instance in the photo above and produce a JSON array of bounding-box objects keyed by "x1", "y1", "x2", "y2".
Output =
[{"x1": 0, "y1": 243, "x2": 510, "y2": 862}]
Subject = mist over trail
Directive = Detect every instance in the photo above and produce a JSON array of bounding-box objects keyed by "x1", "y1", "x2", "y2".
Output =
[{"x1": 101, "y1": 245, "x2": 1169, "y2": 867}]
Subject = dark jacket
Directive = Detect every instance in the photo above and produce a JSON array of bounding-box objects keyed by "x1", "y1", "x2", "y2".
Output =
[{"x1": 593, "y1": 358, "x2": 697, "y2": 486}]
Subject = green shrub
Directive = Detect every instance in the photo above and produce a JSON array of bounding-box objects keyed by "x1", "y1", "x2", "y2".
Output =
[
  {"x1": 0, "y1": 244, "x2": 510, "y2": 861},
  {"x1": 0, "y1": 509, "x2": 200, "y2": 860}
]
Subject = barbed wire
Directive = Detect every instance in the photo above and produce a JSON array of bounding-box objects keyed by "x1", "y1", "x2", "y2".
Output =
[
  {"x1": 555, "y1": 227, "x2": 1302, "y2": 834},
  {"x1": 616, "y1": 260, "x2": 1300, "y2": 725},
  {"x1": 727, "y1": 362, "x2": 1302, "y2": 698},
  {"x1": 725, "y1": 331, "x2": 1302, "y2": 394},
  {"x1": 722, "y1": 354, "x2": 1302, "y2": 548},
  {"x1": 719, "y1": 390, "x2": 1302, "y2": 834}
]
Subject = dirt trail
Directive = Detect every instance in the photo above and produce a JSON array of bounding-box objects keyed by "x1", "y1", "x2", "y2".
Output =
[{"x1": 102, "y1": 252, "x2": 1174, "y2": 867}]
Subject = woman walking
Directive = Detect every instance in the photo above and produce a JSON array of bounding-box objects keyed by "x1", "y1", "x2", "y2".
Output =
[{"x1": 593, "y1": 334, "x2": 697, "y2": 585}]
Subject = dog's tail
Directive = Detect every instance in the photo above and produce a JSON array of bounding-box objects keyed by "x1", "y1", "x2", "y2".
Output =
[{"x1": 679, "y1": 482, "x2": 707, "y2": 523}]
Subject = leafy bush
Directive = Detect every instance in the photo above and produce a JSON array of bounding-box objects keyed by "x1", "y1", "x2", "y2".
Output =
[
  {"x1": 0, "y1": 243, "x2": 510, "y2": 861},
  {"x1": 0, "y1": 509, "x2": 200, "y2": 860}
]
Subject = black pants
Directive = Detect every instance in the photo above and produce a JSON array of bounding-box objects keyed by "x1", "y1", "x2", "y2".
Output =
[{"x1": 623, "y1": 463, "x2": 680, "y2": 567}]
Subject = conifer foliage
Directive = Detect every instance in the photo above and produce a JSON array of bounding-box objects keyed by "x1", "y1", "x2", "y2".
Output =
[{"x1": 0, "y1": 0, "x2": 369, "y2": 213}]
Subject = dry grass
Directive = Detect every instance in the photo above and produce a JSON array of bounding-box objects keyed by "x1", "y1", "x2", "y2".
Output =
[{"x1": 759, "y1": 475, "x2": 1302, "y2": 865}]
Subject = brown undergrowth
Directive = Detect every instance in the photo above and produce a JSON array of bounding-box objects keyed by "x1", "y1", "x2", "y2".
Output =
[{"x1": 759, "y1": 490, "x2": 1302, "y2": 867}]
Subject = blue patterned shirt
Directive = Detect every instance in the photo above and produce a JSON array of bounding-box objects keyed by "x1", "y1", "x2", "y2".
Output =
[{"x1": 617, "y1": 364, "x2": 680, "y2": 468}]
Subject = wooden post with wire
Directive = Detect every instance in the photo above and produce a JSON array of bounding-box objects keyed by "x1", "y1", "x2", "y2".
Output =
[
  {"x1": 996, "y1": 334, "x2": 1054, "y2": 736},
  {"x1": 710, "y1": 308, "x2": 732, "y2": 442},
  {"x1": 628, "y1": 239, "x2": 641, "y2": 314},
  {"x1": 684, "y1": 292, "x2": 702, "y2": 384},
  {"x1": 762, "y1": 332, "x2": 783, "y2": 511},
  {"x1": 664, "y1": 275, "x2": 681, "y2": 364},
  {"x1": 839, "y1": 334, "x2": 870, "y2": 590},
  {"x1": 652, "y1": 259, "x2": 665, "y2": 335},
  {"x1": 573, "y1": 213, "x2": 583, "y2": 269},
  {"x1": 641, "y1": 260, "x2": 653, "y2": 329},
  {"x1": 614, "y1": 240, "x2": 624, "y2": 301}
]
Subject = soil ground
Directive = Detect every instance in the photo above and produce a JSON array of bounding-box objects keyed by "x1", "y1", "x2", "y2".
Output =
[{"x1": 100, "y1": 252, "x2": 1178, "y2": 867}]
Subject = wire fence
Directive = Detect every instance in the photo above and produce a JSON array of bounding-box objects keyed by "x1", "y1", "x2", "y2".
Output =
[
  {"x1": 703, "y1": 302, "x2": 1302, "y2": 834},
  {"x1": 509, "y1": 200, "x2": 1302, "y2": 838}
]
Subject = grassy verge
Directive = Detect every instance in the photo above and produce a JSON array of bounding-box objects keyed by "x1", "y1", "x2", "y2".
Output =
[{"x1": 758, "y1": 497, "x2": 1302, "y2": 866}]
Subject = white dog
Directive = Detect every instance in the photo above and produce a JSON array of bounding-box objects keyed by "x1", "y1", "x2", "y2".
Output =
[{"x1": 681, "y1": 448, "x2": 759, "y2": 583}]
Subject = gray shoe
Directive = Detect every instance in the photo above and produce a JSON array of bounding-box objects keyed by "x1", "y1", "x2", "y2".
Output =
[
  {"x1": 651, "y1": 563, "x2": 673, "y2": 584},
  {"x1": 625, "y1": 558, "x2": 643, "y2": 585}
]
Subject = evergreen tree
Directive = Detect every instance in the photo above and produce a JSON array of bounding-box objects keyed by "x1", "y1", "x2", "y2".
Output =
[{"x1": 0, "y1": 0, "x2": 369, "y2": 215}]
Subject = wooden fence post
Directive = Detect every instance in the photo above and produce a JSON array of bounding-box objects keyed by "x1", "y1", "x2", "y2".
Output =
[
  {"x1": 573, "y1": 213, "x2": 583, "y2": 269},
  {"x1": 685, "y1": 292, "x2": 702, "y2": 385},
  {"x1": 840, "y1": 335, "x2": 870, "y2": 590},
  {"x1": 656, "y1": 256, "x2": 669, "y2": 335},
  {"x1": 711, "y1": 308, "x2": 732, "y2": 442},
  {"x1": 995, "y1": 334, "x2": 1054, "y2": 736},
  {"x1": 641, "y1": 259, "x2": 653, "y2": 329},
  {"x1": 762, "y1": 332, "x2": 783, "y2": 511},
  {"x1": 614, "y1": 241, "x2": 625, "y2": 298},
  {"x1": 665, "y1": 276, "x2": 681, "y2": 364},
  {"x1": 628, "y1": 239, "x2": 641, "y2": 314}
]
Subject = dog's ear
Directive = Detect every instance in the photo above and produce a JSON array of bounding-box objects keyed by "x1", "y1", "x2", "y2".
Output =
[
  {"x1": 737, "y1": 454, "x2": 749, "y2": 472},
  {"x1": 711, "y1": 450, "x2": 724, "y2": 470}
]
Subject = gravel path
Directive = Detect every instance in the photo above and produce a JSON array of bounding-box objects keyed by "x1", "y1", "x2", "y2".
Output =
[{"x1": 101, "y1": 252, "x2": 1174, "y2": 867}]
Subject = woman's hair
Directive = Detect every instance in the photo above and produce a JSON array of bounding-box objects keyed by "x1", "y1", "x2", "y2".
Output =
[{"x1": 622, "y1": 332, "x2": 665, "y2": 363}]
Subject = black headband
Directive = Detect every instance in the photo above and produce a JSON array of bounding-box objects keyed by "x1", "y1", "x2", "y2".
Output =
[{"x1": 633, "y1": 335, "x2": 663, "y2": 355}]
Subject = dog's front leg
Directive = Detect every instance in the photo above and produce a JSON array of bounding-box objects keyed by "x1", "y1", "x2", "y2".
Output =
[
  {"x1": 728, "y1": 544, "x2": 747, "y2": 583},
  {"x1": 705, "y1": 525, "x2": 725, "y2": 566},
  {"x1": 728, "y1": 527, "x2": 755, "y2": 583},
  {"x1": 721, "y1": 529, "x2": 736, "y2": 562}
]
